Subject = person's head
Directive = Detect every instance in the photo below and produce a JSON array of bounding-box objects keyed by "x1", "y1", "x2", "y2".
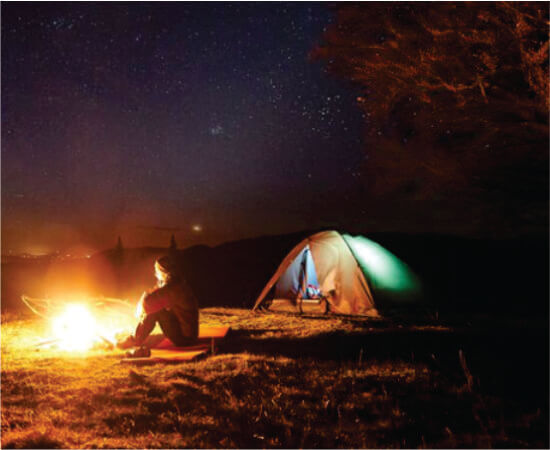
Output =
[{"x1": 154, "y1": 256, "x2": 178, "y2": 287}]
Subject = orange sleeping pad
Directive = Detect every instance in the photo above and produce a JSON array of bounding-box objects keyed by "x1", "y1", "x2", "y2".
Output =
[{"x1": 120, "y1": 325, "x2": 230, "y2": 365}]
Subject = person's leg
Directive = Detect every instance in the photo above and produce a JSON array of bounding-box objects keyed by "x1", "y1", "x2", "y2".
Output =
[
  {"x1": 133, "y1": 310, "x2": 163, "y2": 346},
  {"x1": 156, "y1": 309, "x2": 195, "y2": 346}
]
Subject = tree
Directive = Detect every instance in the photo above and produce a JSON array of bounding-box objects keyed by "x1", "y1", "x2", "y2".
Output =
[
  {"x1": 314, "y1": 3, "x2": 548, "y2": 129},
  {"x1": 169, "y1": 234, "x2": 177, "y2": 251},
  {"x1": 113, "y1": 235, "x2": 124, "y2": 269},
  {"x1": 115, "y1": 236, "x2": 124, "y2": 253},
  {"x1": 312, "y1": 2, "x2": 549, "y2": 235}
]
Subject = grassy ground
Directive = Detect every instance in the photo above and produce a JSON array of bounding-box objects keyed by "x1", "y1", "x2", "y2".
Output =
[{"x1": 1, "y1": 308, "x2": 548, "y2": 448}]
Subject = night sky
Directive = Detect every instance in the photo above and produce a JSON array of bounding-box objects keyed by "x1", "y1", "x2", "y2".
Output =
[{"x1": 2, "y1": 2, "x2": 366, "y2": 255}]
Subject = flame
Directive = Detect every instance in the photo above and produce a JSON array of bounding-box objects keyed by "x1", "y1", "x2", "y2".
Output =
[
  {"x1": 50, "y1": 303, "x2": 127, "y2": 352},
  {"x1": 29, "y1": 297, "x2": 135, "y2": 352},
  {"x1": 51, "y1": 304, "x2": 99, "y2": 351}
]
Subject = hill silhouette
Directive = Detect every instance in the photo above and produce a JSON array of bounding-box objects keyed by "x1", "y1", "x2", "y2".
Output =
[{"x1": 2, "y1": 230, "x2": 547, "y2": 316}]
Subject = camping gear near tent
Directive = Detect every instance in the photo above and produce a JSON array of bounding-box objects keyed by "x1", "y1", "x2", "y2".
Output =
[{"x1": 253, "y1": 231, "x2": 421, "y2": 315}]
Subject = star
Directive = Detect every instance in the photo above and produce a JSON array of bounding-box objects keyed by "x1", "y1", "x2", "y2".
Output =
[
  {"x1": 2, "y1": 2, "x2": 366, "y2": 251},
  {"x1": 209, "y1": 125, "x2": 224, "y2": 136}
]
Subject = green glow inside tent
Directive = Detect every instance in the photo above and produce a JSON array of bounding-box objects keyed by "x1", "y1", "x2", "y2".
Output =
[{"x1": 343, "y1": 234, "x2": 422, "y2": 302}]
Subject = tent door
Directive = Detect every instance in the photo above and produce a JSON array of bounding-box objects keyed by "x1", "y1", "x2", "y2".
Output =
[
  {"x1": 273, "y1": 245, "x2": 320, "y2": 311},
  {"x1": 296, "y1": 247, "x2": 324, "y2": 313}
]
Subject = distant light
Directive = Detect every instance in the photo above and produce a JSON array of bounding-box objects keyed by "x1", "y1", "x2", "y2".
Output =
[{"x1": 192, "y1": 225, "x2": 202, "y2": 232}]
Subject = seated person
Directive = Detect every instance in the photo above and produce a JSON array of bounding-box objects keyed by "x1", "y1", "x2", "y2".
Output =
[{"x1": 118, "y1": 256, "x2": 198, "y2": 350}]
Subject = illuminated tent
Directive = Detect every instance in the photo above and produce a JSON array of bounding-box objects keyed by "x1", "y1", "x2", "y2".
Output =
[{"x1": 253, "y1": 230, "x2": 421, "y2": 315}]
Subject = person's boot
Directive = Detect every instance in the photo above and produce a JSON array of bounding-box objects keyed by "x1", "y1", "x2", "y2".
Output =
[{"x1": 125, "y1": 346, "x2": 151, "y2": 358}]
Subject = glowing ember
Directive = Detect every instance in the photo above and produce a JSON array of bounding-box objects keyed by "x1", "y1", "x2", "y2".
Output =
[{"x1": 51, "y1": 304, "x2": 101, "y2": 351}]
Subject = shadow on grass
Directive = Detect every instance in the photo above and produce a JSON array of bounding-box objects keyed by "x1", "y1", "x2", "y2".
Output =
[
  {"x1": 224, "y1": 325, "x2": 549, "y2": 404},
  {"x1": 216, "y1": 323, "x2": 549, "y2": 447}
]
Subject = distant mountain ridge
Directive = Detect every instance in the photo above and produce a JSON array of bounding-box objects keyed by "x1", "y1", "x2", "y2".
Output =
[{"x1": 2, "y1": 229, "x2": 548, "y2": 316}]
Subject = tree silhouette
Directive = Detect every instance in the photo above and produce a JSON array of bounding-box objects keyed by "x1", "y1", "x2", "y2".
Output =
[
  {"x1": 169, "y1": 234, "x2": 177, "y2": 251},
  {"x1": 112, "y1": 235, "x2": 125, "y2": 277},
  {"x1": 313, "y1": 3, "x2": 548, "y2": 133},
  {"x1": 115, "y1": 236, "x2": 124, "y2": 254},
  {"x1": 312, "y1": 2, "x2": 548, "y2": 234}
]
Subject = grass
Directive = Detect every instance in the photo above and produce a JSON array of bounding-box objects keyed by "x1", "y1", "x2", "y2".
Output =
[{"x1": 1, "y1": 307, "x2": 548, "y2": 448}]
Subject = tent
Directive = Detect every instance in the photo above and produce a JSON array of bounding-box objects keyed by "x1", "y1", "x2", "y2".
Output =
[{"x1": 253, "y1": 230, "x2": 421, "y2": 315}]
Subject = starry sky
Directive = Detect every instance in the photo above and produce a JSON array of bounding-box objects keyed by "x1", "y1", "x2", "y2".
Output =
[{"x1": 2, "y1": 2, "x2": 367, "y2": 255}]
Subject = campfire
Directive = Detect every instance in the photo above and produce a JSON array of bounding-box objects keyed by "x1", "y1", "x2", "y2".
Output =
[
  {"x1": 22, "y1": 295, "x2": 135, "y2": 352},
  {"x1": 51, "y1": 304, "x2": 116, "y2": 351}
]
